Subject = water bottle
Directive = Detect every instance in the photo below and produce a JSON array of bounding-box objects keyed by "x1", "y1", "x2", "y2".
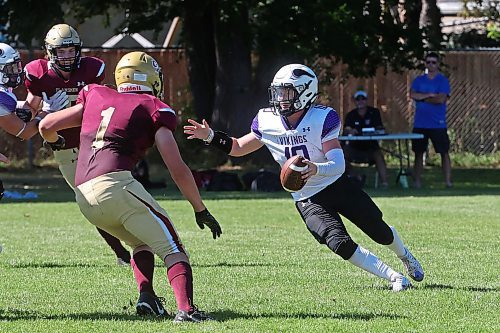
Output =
[{"x1": 399, "y1": 175, "x2": 409, "y2": 189}]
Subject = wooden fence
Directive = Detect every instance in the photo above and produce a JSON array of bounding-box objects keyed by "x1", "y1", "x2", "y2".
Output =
[{"x1": 2, "y1": 49, "x2": 498, "y2": 162}]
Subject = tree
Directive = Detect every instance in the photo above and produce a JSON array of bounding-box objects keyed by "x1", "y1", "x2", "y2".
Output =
[
  {"x1": 6, "y1": 1, "x2": 432, "y2": 137},
  {"x1": 418, "y1": 0, "x2": 443, "y2": 49},
  {"x1": 0, "y1": 0, "x2": 64, "y2": 48}
]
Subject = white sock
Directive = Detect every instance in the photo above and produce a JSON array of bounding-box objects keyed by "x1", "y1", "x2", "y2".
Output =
[
  {"x1": 348, "y1": 246, "x2": 399, "y2": 281},
  {"x1": 386, "y1": 226, "x2": 407, "y2": 257}
]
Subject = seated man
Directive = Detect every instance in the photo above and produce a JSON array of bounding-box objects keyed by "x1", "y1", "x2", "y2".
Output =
[{"x1": 343, "y1": 90, "x2": 388, "y2": 188}]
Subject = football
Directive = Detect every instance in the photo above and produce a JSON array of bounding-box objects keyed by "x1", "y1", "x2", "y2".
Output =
[{"x1": 280, "y1": 155, "x2": 308, "y2": 192}]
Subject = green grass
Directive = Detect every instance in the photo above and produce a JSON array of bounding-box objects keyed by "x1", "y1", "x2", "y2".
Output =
[{"x1": 0, "y1": 167, "x2": 499, "y2": 332}]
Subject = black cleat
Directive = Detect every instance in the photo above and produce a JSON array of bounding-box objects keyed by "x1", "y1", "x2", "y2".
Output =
[
  {"x1": 173, "y1": 306, "x2": 214, "y2": 323},
  {"x1": 136, "y1": 292, "x2": 167, "y2": 317}
]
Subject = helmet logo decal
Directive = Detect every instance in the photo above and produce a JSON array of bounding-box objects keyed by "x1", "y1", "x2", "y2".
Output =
[
  {"x1": 151, "y1": 59, "x2": 160, "y2": 73},
  {"x1": 292, "y1": 68, "x2": 315, "y2": 79}
]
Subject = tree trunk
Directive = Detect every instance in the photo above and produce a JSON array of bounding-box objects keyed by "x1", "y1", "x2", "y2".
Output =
[
  {"x1": 210, "y1": 2, "x2": 253, "y2": 135},
  {"x1": 419, "y1": 0, "x2": 443, "y2": 49},
  {"x1": 182, "y1": 0, "x2": 217, "y2": 121}
]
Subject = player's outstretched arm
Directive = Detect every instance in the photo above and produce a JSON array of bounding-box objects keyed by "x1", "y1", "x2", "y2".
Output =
[
  {"x1": 183, "y1": 118, "x2": 263, "y2": 157},
  {"x1": 0, "y1": 113, "x2": 45, "y2": 141},
  {"x1": 39, "y1": 103, "x2": 83, "y2": 143},
  {"x1": 156, "y1": 127, "x2": 222, "y2": 239}
]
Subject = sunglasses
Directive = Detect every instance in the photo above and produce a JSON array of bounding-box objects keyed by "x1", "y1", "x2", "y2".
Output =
[{"x1": 426, "y1": 60, "x2": 437, "y2": 64}]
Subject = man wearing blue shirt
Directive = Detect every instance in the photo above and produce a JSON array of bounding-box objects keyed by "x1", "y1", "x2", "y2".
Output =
[{"x1": 410, "y1": 52, "x2": 452, "y2": 188}]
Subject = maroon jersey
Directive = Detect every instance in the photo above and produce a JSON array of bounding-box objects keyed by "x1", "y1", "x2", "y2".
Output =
[
  {"x1": 75, "y1": 84, "x2": 177, "y2": 186},
  {"x1": 24, "y1": 57, "x2": 105, "y2": 148}
]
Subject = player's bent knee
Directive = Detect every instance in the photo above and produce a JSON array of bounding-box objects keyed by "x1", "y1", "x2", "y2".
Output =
[
  {"x1": 325, "y1": 235, "x2": 358, "y2": 260},
  {"x1": 164, "y1": 251, "x2": 190, "y2": 268},
  {"x1": 133, "y1": 244, "x2": 153, "y2": 255},
  {"x1": 367, "y1": 222, "x2": 393, "y2": 245}
]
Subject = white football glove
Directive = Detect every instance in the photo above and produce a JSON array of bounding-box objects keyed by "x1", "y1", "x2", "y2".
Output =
[{"x1": 42, "y1": 90, "x2": 69, "y2": 112}]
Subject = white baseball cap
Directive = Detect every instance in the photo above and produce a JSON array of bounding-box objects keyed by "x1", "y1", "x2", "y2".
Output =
[{"x1": 353, "y1": 90, "x2": 368, "y2": 99}]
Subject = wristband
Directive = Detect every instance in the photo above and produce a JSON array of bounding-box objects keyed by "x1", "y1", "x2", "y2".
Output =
[
  {"x1": 203, "y1": 128, "x2": 215, "y2": 143},
  {"x1": 206, "y1": 130, "x2": 232, "y2": 154}
]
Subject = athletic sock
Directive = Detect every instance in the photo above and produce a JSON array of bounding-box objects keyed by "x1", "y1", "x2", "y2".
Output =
[
  {"x1": 348, "y1": 245, "x2": 399, "y2": 281},
  {"x1": 96, "y1": 227, "x2": 130, "y2": 261},
  {"x1": 167, "y1": 261, "x2": 193, "y2": 312},
  {"x1": 131, "y1": 250, "x2": 155, "y2": 294},
  {"x1": 386, "y1": 226, "x2": 407, "y2": 257}
]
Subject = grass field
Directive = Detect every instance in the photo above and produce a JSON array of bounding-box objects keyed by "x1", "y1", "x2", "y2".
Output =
[{"x1": 0, "y1": 167, "x2": 499, "y2": 332}]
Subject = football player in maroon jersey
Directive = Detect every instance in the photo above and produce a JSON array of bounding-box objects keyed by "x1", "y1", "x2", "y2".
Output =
[
  {"x1": 39, "y1": 52, "x2": 222, "y2": 323},
  {"x1": 18, "y1": 24, "x2": 131, "y2": 265}
]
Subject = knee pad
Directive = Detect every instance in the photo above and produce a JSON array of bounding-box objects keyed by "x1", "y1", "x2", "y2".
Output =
[
  {"x1": 368, "y1": 222, "x2": 393, "y2": 245},
  {"x1": 324, "y1": 233, "x2": 358, "y2": 260}
]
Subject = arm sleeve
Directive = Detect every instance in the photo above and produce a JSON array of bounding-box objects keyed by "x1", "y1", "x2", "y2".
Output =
[
  {"x1": 321, "y1": 110, "x2": 341, "y2": 143},
  {"x1": 373, "y1": 108, "x2": 384, "y2": 129},
  {"x1": 0, "y1": 93, "x2": 17, "y2": 117},
  {"x1": 95, "y1": 60, "x2": 106, "y2": 83},
  {"x1": 344, "y1": 111, "x2": 354, "y2": 128},
  {"x1": 152, "y1": 99, "x2": 177, "y2": 132},
  {"x1": 410, "y1": 77, "x2": 419, "y2": 92},
  {"x1": 251, "y1": 113, "x2": 262, "y2": 140},
  {"x1": 440, "y1": 76, "x2": 451, "y2": 96},
  {"x1": 24, "y1": 70, "x2": 43, "y2": 97},
  {"x1": 315, "y1": 148, "x2": 345, "y2": 177},
  {"x1": 76, "y1": 84, "x2": 93, "y2": 106}
]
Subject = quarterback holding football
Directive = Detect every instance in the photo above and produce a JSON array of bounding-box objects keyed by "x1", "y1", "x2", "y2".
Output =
[{"x1": 184, "y1": 63, "x2": 425, "y2": 291}]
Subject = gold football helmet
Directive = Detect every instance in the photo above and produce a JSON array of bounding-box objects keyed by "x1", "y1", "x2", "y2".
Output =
[
  {"x1": 45, "y1": 24, "x2": 82, "y2": 72},
  {"x1": 114, "y1": 52, "x2": 164, "y2": 99}
]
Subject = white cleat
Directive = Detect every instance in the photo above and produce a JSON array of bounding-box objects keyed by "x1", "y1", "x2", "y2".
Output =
[
  {"x1": 391, "y1": 274, "x2": 412, "y2": 292},
  {"x1": 399, "y1": 248, "x2": 424, "y2": 282}
]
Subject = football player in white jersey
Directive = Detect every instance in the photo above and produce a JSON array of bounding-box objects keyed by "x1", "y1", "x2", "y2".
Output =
[
  {"x1": 184, "y1": 64, "x2": 425, "y2": 291},
  {"x1": 0, "y1": 43, "x2": 48, "y2": 140}
]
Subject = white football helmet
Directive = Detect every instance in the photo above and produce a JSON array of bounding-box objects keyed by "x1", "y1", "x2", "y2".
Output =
[
  {"x1": 0, "y1": 43, "x2": 24, "y2": 88},
  {"x1": 45, "y1": 24, "x2": 82, "y2": 72},
  {"x1": 269, "y1": 64, "x2": 318, "y2": 117}
]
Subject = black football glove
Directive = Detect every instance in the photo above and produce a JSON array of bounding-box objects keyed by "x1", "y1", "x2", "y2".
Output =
[
  {"x1": 15, "y1": 108, "x2": 32, "y2": 122},
  {"x1": 195, "y1": 208, "x2": 222, "y2": 239},
  {"x1": 43, "y1": 135, "x2": 65, "y2": 151}
]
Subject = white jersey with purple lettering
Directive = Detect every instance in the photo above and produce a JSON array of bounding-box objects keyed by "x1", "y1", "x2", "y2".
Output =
[
  {"x1": 0, "y1": 85, "x2": 17, "y2": 117},
  {"x1": 251, "y1": 104, "x2": 342, "y2": 201}
]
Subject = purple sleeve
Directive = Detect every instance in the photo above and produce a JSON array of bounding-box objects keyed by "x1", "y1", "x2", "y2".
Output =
[
  {"x1": 0, "y1": 92, "x2": 16, "y2": 116},
  {"x1": 251, "y1": 114, "x2": 262, "y2": 139},
  {"x1": 321, "y1": 110, "x2": 341, "y2": 139}
]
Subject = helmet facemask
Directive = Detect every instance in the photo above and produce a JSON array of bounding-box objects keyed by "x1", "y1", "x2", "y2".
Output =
[
  {"x1": 269, "y1": 84, "x2": 299, "y2": 117},
  {"x1": 46, "y1": 45, "x2": 81, "y2": 72},
  {"x1": 45, "y1": 24, "x2": 82, "y2": 72},
  {"x1": 0, "y1": 58, "x2": 24, "y2": 88},
  {"x1": 269, "y1": 65, "x2": 318, "y2": 117}
]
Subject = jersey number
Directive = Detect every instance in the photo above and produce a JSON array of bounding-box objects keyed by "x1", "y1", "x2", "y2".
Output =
[
  {"x1": 92, "y1": 107, "x2": 115, "y2": 149},
  {"x1": 284, "y1": 145, "x2": 310, "y2": 160}
]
